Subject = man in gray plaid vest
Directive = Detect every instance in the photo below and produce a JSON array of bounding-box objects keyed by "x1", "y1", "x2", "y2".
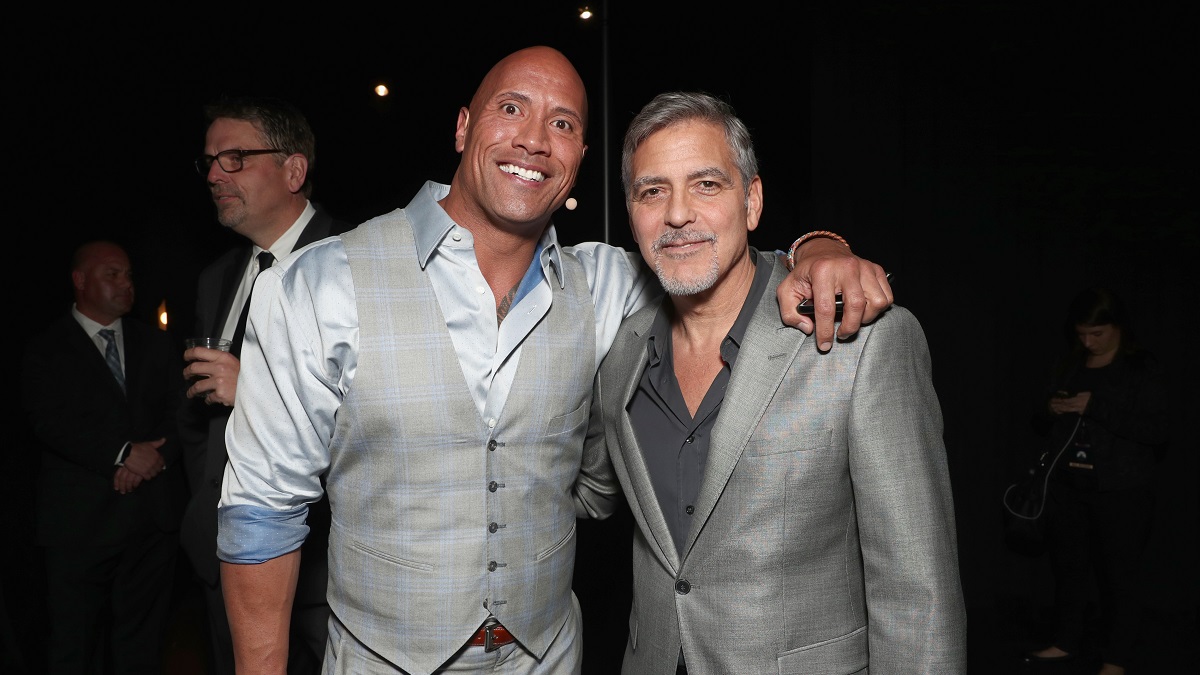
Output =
[{"x1": 217, "y1": 46, "x2": 893, "y2": 675}]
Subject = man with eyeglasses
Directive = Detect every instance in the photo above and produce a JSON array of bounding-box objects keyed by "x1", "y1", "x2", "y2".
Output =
[{"x1": 178, "y1": 95, "x2": 354, "y2": 675}]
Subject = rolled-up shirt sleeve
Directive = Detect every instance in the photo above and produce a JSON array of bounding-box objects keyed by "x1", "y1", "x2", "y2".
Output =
[{"x1": 218, "y1": 238, "x2": 357, "y2": 564}]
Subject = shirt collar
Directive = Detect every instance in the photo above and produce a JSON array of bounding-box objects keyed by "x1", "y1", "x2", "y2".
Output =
[
  {"x1": 645, "y1": 247, "x2": 770, "y2": 361},
  {"x1": 71, "y1": 304, "x2": 120, "y2": 337},
  {"x1": 407, "y1": 181, "x2": 567, "y2": 288},
  {"x1": 725, "y1": 248, "x2": 772, "y2": 351},
  {"x1": 256, "y1": 200, "x2": 315, "y2": 261}
]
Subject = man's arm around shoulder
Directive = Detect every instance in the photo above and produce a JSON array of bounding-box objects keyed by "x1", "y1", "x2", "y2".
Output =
[{"x1": 574, "y1": 376, "x2": 624, "y2": 520}]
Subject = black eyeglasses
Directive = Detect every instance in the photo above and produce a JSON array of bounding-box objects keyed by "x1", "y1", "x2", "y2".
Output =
[{"x1": 194, "y1": 148, "x2": 284, "y2": 175}]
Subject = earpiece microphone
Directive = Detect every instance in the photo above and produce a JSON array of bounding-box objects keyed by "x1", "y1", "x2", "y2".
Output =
[{"x1": 565, "y1": 197, "x2": 578, "y2": 211}]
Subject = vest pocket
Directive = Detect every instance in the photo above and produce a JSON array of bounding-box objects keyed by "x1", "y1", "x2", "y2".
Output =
[
  {"x1": 349, "y1": 539, "x2": 436, "y2": 571},
  {"x1": 545, "y1": 399, "x2": 589, "y2": 437},
  {"x1": 535, "y1": 520, "x2": 577, "y2": 562}
]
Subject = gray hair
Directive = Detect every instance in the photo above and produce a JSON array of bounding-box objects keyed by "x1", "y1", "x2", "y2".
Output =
[{"x1": 620, "y1": 91, "x2": 758, "y2": 202}]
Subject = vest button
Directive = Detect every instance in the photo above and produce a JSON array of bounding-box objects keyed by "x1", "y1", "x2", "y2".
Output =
[
  {"x1": 488, "y1": 560, "x2": 498, "y2": 572},
  {"x1": 488, "y1": 481, "x2": 499, "y2": 492},
  {"x1": 488, "y1": 439, "x2": 499, "y2": 451},
  {"x1": 675, "y1": 579, "x2": 691, "y2": 594},
  {"x1": 685, "y1": 505, "x2": 694, "y2": 515},
  {"x1": 488, "y1": 522, "x2": 499, "y2": 533}
]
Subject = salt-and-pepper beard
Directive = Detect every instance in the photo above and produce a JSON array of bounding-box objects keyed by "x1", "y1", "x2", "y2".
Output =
[{"x1": 652, "y1": 230, "x2": 720, "y2": 296}]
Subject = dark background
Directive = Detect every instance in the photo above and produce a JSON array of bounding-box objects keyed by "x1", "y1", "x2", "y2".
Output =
[{"x1": 8, "y1": 2, "x2": 1197, "y2": 673}]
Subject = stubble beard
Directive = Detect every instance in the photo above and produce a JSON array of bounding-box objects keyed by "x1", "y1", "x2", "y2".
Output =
[
  {"x1": 212, "y1": 187, "x2": 247, "y2": 230},
  {"x1": 216, "y1": 203, "x2": 246, "y2": 230},
  {"x1": 652, "y1": 231, "x2": 720, "y2": 296}
]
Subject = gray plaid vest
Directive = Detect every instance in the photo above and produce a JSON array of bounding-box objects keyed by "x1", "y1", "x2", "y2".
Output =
[{"x1": 328, "y1": 209, "x2": 596, "y2": 674}]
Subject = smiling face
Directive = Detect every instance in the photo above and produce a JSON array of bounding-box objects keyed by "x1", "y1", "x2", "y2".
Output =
[
  {"x1": 444, "y1": 46, "x2": 589, "y2": 238},
  {"x1": 627, "y1": 119, "x2": 761, "y2": 299}
]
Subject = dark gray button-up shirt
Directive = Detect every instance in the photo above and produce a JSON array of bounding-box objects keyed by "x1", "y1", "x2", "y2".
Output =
[{"x1": 626, "y1": 249, "x2": 771, "y2": 556}]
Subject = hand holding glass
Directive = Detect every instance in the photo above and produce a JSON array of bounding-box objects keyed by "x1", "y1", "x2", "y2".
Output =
[
  {"x1": 185, "y1": 337, "x2": 232, "y2": 383},
  {"x1": 185, "y1": 337, "x2": 232, "y2": 351}
]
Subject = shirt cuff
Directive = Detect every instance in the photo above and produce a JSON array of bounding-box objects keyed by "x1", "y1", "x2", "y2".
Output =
[
  {"x1": 115, "y1": 441, "x2": 132, "y2": 466},
  {"x1": 217, "y1": 503, "x2": 310, "y2": 564}
]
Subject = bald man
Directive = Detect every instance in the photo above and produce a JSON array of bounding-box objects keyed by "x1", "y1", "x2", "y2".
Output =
[
  {"x1": 219, "y1": 46, "x2": 892, "y2": 675},
  {"x1": 22, "y1": 240, "x2": 187, "y2": 673}
]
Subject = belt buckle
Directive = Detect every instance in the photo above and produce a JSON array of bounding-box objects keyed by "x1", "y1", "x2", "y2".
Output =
[{"x1": 483, "y1": 620, "x2": 502, "y2": 653}]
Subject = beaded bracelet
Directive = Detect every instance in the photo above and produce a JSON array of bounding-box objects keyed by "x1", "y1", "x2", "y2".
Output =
[{"x1": 786, "y1": 230, "x2": 851, "y2": 270}]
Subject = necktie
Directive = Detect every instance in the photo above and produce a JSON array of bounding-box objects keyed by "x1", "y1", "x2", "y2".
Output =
[
  {"x1": 99, "y1": 328, "x2": 125, "y2": 392},
  {"x1": 231, "y1": 251, "x2": 275, "y2": 357}
]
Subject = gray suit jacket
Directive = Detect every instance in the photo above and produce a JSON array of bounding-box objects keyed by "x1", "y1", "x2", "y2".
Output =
[{"x1": 584, "y1": 251, "x2": 967, "y2": 674}]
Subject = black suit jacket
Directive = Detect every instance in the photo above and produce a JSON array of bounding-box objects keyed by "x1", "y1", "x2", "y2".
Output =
[
  {"x1": 179, "y1": 206, "x2": 354, "y2": 605},
  {"x1": 22, "y1": 313, "x2": 187, "y2": 547}
]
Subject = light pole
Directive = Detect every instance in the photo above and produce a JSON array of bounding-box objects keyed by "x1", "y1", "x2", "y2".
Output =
[
  {"x1": 600, "y1": 0, "x2": 610, "y2": 244},
  {"x1": 580, "y1": 2, "x2": 611, "y2": 243}
]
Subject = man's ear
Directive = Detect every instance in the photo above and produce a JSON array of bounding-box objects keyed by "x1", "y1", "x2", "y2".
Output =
[
  {"x1": 71, "y1": 269, "x2": 86, "y2": 292},
  {"x1": 454, "y1": 108, "x2": 470, "y2": 153},
  {"x1": 745, "y1": 175, "x2": 763, "y2": 233},
  {"x1": 285, "y1": 154, "x2": 309, "y2": 194}
]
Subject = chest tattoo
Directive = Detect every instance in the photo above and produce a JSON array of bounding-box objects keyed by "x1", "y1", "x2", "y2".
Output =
[{"x1": 496, "y1": 283, "x2": 519, "y2": 324}]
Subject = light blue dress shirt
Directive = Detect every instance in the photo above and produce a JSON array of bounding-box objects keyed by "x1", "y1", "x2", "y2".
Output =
[{"x1": 220, "y1": 181, "x2": 658, "y2": 563}]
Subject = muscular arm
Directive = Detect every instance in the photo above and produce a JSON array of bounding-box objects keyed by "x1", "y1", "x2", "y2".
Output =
[
  {"x1": 219, "y1": 243, "x2": 348, "y2": 672},
  {"x1": 221, "y1": 552, "x2": 301, "y2": 675},
  {"x1": 574, "y1": 374, "x2": 624, "y2": 520},
  {"x1": 574, "y1": 231, "x2": 894, "y2": 371}
]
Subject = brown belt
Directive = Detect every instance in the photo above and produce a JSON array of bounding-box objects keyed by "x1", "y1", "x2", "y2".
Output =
[{"x1": 468, "y1": 622, "x2": 515, "y2": 652}]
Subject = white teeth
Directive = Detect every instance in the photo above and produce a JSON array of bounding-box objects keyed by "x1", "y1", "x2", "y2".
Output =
[{"x1": 500, "y1": 164, "x2": 544, "y2": 182}]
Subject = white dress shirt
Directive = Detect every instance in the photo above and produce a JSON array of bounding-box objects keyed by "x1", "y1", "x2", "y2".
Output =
[{"x1": 219, "y1": 201, "x2": 317, "y2": 341}]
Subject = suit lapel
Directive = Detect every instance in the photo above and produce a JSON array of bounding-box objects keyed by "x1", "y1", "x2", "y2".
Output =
[
  {"x1": 684, "y1": 256, "x2": 806, "y2": 557},
  {"x1": 67, "y1": 316, "x2": 128, "y2": 399},
  {"x1": 214, "y1": 209, "x2": 345, "y2": 331},
  {"x1": 120, "y1": 317, "x2": 141, "y2": 397},
  {"x1": 295, "y1": 208, "x2": 334, "y2": 249},
  {"x1": 609, "y1": 307, "x2": 686, "y2": 570},
  {"x1": 215, "y1": 247, "x2": 253, "y2": 333}
]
